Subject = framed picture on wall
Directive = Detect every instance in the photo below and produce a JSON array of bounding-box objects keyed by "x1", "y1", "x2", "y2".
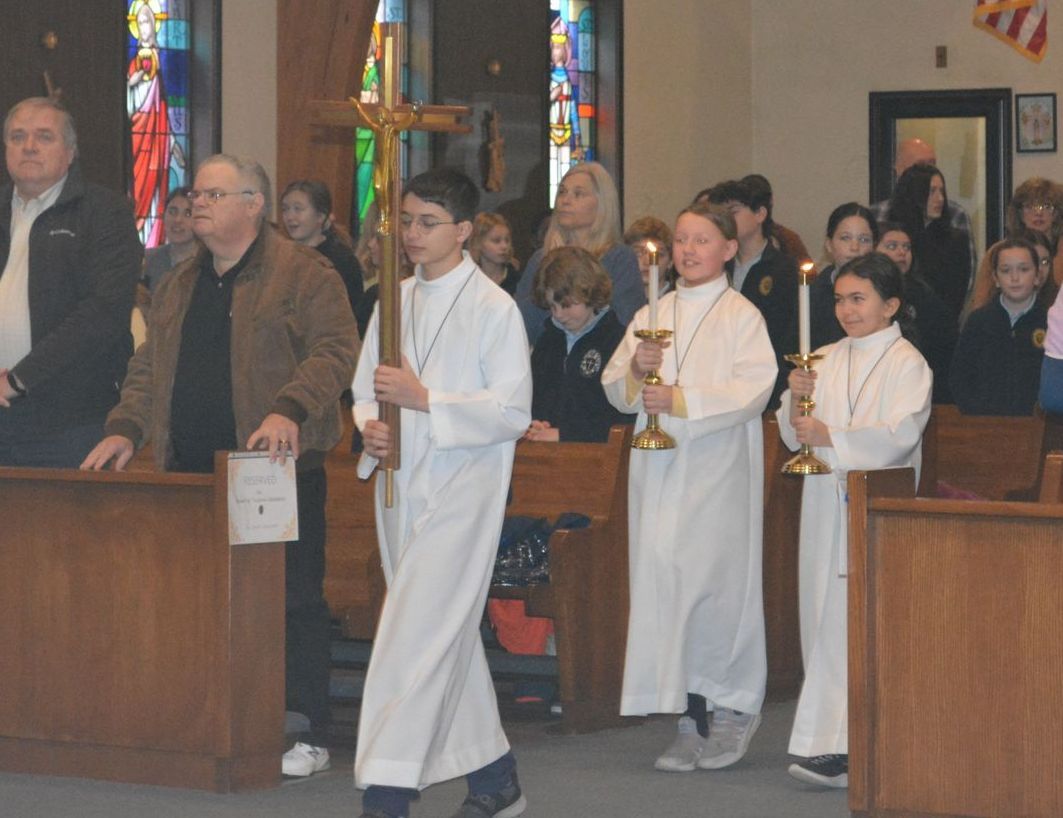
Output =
[{"x1": 1016, "y1": 93, "x2": 1057, "y2": 153}]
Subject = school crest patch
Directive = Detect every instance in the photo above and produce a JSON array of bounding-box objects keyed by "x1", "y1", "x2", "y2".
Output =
[
  {"x1": 1034, "y1": 328, "x2": 1046, "y2": 349},
  {"x1": 759, "y1": 275, "x2": 773, "y2": 296},
  {"x1": 580, "y1": 349, "x2": 603, "y2": 377}
]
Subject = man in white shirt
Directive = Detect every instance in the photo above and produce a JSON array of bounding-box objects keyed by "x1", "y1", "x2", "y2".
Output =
[{"x1": 0, "y1": 97, "x2": 140, "y2": 466}]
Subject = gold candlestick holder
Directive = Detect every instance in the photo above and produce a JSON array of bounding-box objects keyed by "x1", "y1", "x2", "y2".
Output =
[
  {"x1": 781, "y1": 352, "x2": 831, "y2": 474},
  {"x1": 631, "y1": 328, "x2": 676, "y2": 450}
]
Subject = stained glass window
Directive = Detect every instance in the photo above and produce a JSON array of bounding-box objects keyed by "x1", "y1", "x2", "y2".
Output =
[
  {"x1": 549, "y1": 0, "x2": 595, "y2": 204},
  {"x1": 126, "y1": 0, "x2": 190, "y2": 248},
  {"x1": 355, "y1": 0, "x2": 407, "y2": 235}
]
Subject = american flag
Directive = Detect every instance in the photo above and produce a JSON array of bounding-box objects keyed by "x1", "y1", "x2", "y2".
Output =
[{"x1": 973, "y1": 0, "x2": 1048, "y2": 62}]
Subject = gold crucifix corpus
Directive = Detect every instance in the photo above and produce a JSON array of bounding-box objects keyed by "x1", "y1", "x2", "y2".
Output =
[{"x1": 308, "y1": 29, "x2": 470, "y2": 506}]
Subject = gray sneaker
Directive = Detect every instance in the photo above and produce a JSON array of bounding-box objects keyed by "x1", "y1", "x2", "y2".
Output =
[
  {"x1": 450, "y1": 774, "x2": 527, "y2": 817},
  {"x1": 697, "y1": 708, "x2": 761, "y2": 769},
  {"x1": 654, "y1": 715, "x2": 706, "y2": 772}
]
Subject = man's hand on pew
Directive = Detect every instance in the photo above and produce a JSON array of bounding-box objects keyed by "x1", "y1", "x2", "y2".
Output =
[
  {"x1": 246, "y1": 413, "x2": 300, "y2": 464},
  {"x1": 80, "y1": 435, "x2": 136, "y2": 471},
  {"x1": 363, "y1": 419, "x2": 392, "y2": 459},
  {"x1": 524, "y1": 420, "x2": 559, "y2": 442}
]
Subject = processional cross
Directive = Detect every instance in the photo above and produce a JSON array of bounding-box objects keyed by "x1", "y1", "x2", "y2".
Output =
[{"x1": 308, "y1": 29, "x2": 470, "y2": 506}]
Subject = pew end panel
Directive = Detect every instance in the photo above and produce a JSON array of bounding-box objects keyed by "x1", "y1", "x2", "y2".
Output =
[
  {"x1": 0, "y1": 461, "x2": 285, "y2": 792},
  {"x1": 848, "y1": 471, "x2": 1063, "y2": 818},
  {"x1": 498, "y1": 424, "x2": 635, "y2": 734},
  {"x1": 324, "y1": 422, "x2": 385, "y2": 640},
  {"x1": 761, "y1": 416, "x2": 805, "y2": 700},
  {"x1": 1038, "y1": 451, "x2": 1063, "y2": 503}
]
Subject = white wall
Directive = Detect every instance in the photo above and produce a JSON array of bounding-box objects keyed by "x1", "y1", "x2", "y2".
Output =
[
  {"x1": 221, "y1": 0, "x2": 278, "y2": 205},
  {"x1": 750, "y1": 0, "x2": 1062, "y2": 259},
  {"x1": 622, "y1": 0, "x2": 752, "y2": 226},
  {"x1": 220, "y1": 2, "x2": 1060, "y2": 248}
]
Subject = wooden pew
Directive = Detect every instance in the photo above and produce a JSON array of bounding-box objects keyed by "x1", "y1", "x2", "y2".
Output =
[
  {"x1": 761, "y1": 417, "x2": 803, "y2": 700},
  {"x1": 323, "y1": 424, "x2": 382, "y2": 640},
  {"x1": 848, "y1": 467, "x2": 1063, "y2": 818},
  {"x1": 0, "y1": 455, "x2": 285, "y2": 792},
  {"x1": 919, "y1": 404, "x2": 1047, "y2": 500},
  {"x1": 492, "y1": 425, "x2": 633, "y2": 733},
  {"x1": 324, "y1": 421, "x2": 636, "y2": 733},
  {"x1": 1039, "y1": 451, "x2": 1063, "y2": 502}
]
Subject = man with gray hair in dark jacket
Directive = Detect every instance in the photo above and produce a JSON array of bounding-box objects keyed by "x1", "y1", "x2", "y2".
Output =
[{"x1": 0, "y1": 97, "x2": 141, "y2": 466}]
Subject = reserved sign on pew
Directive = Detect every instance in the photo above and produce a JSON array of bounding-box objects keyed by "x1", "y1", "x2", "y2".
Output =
[{"x1": 227, "y1": 451, "x2": 299, "y2": 545}]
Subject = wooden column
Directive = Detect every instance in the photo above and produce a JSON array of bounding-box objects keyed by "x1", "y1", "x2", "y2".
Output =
[{"x1": 276, "y1": 0, "x2": 376, "y2": 224}]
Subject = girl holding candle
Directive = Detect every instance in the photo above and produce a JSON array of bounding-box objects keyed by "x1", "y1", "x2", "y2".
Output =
[
  {"x1": 778, "y1": 252, "x2": 932, "y2": 788},
  {"x1": 602, "y1": 202, "x2": 777, "y2": 773}
]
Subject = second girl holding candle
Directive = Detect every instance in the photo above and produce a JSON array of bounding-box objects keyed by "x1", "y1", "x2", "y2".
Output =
[{"x1": 602, "y1": 202, "x2": 777, "y2": 773}]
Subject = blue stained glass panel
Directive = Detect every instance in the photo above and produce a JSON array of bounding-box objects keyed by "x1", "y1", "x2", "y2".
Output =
[
  {"x1": 548, "y1": 0, "x2": 596, "y2": 204},
  {"x1": 126, "y1": 0, "x2": 192, "y2": 248}
]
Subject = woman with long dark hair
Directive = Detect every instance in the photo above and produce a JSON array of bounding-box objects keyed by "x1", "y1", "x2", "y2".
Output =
[{"x1": 886, "y1": 164, "x2": 971, "y2": 320}]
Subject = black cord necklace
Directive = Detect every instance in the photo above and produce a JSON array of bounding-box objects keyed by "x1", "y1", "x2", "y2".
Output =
[
  {"x1": 411, "y1": 271, "x2": 474, "y2": 375},
  {"x1": 672, "y1": 286, "x2": 728, "y2": 387},
  {"x1": 846, "y1": 334, "x2": 901, "y2": 422}
]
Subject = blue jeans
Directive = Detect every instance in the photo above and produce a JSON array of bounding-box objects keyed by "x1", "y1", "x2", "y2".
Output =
[{"x1": 363, "y1": 751, "x2": 517, "y2": 816}]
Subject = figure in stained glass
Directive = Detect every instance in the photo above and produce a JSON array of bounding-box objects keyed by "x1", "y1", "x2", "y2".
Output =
[
  {"x1": 548, "y1": 0, "x2": 595, "y2": 205},
  {"x1": 127, "y1": 0, "x2": 170, "y2": 248},
  {"x1": 126, "y1": 0, "x2": 189, "y2": 248}
]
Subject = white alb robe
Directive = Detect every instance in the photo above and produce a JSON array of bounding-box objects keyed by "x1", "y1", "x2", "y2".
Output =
[
  {"x1": 777, "y1": 322, "x2": 931, "y2": 757},
  {"x1": 351, "y1": 254, "x2": 532, "y2": 789},
  {"x1": 602, "y1": 276, "x2": 777, "y2": 716}
]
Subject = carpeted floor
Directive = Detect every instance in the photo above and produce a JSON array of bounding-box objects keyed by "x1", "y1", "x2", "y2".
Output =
[{"x1": 0, "y1": 700, "x2": 850, "y2": 817}]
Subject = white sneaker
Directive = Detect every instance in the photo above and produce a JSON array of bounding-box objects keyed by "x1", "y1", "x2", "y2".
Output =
[
  {"x1": 654, "y1": 716, "x2": 706, "y2": 772},
  {"x1": 697, "y1": 708, "x2": 761, "y2": 769},
  {"x1": 282, "y1": 742, "x2": 330, "y2": 776}
]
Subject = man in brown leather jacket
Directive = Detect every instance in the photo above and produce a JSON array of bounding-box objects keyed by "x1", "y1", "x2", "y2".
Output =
[{"x1": 82, "y1": 153, "x2": 359, "y2": 777}]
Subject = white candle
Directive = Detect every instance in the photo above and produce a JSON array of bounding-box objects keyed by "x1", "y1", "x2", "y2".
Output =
[
  {"x1": 798, "y1": 261, "x2": 814, "y2": 355},
  {"x1": 647, "y1": 241, "x2": 659, "y2": 331}
]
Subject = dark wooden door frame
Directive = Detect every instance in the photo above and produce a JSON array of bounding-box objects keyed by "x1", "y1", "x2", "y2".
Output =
[{"x1": 869, "y1": 88, "x2": 1012, "y2": 249}]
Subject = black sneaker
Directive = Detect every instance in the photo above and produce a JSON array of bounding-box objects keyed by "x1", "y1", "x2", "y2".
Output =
[
  {"x1": 450, "y1": 774, "x2": 527, "y2": 817},
  {"x1": 788, "y1": 754, "x2": 849, "y2": 788}
]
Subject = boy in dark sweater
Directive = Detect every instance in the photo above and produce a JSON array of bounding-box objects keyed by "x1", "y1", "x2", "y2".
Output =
[{"x1": 526, "y1": 246, "x2": 635, "y2": 442}]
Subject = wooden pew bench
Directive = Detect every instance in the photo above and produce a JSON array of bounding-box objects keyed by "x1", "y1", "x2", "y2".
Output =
[
  {"x1": 323, "y1": 421, "x2": 635, "y2": 734},
  {"x1": 919, "y1": 405, "x2": 1063, "y2": 500}
]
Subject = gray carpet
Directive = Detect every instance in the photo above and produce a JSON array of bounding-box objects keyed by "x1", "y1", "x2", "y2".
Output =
[{"x1": 0, "y1": 700, "x2": 849, "y2": 817}]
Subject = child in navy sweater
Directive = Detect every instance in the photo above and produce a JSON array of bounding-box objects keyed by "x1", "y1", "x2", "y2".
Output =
[
  {"x1": 526, "y1": 246, "x2": 635, "y2": 442},
  {"x1": 951, "y1": 238, "x2": 1047, "y2": 415}
]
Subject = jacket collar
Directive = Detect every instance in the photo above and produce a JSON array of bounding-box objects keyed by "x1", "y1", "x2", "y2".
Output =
[{"x1": 0, "y1": 160, "x2": 86, "y2": 226}]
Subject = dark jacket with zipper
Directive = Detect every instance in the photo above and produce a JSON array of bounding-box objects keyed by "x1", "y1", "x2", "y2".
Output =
[{"x1": 0, "y1": 162, "x2": 141, "y2": 430}]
